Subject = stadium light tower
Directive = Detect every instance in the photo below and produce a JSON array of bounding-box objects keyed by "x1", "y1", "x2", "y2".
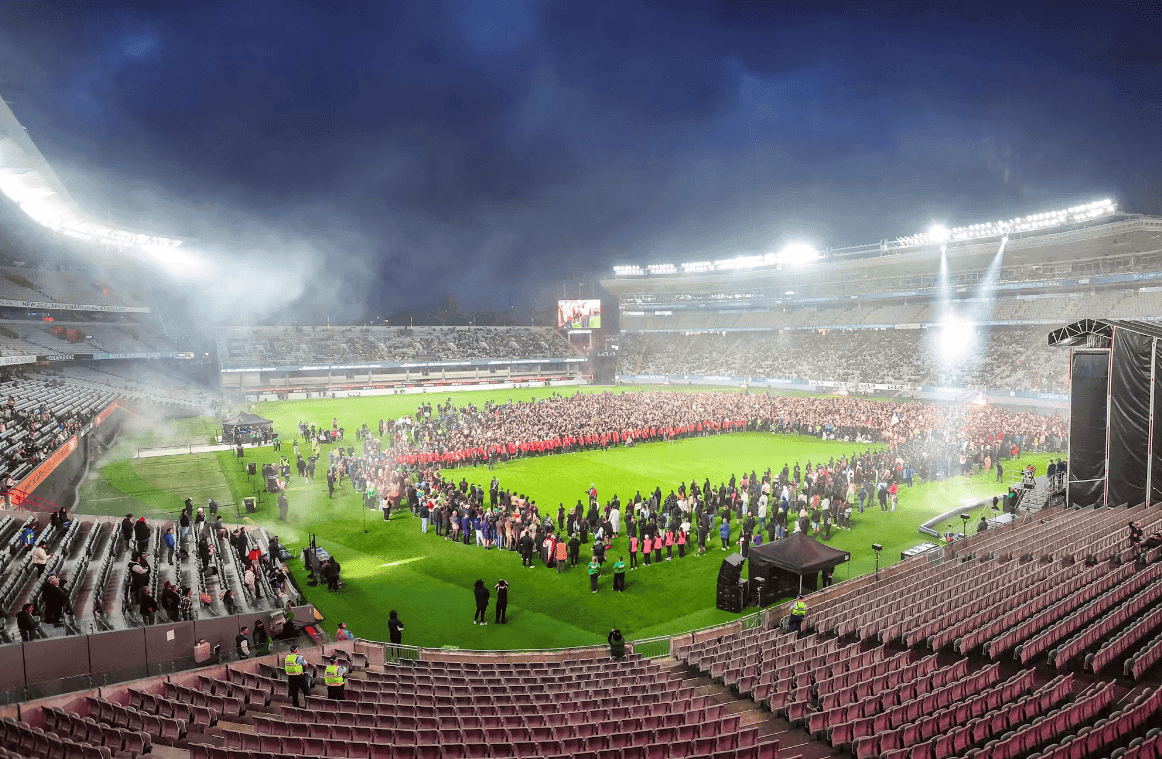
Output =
[
  {"x1": 927, "y1": 224, "x2": 951, "y2": 245},
  {"x1": 777, "y1": 243, "x2": 819, "y2": 266}
]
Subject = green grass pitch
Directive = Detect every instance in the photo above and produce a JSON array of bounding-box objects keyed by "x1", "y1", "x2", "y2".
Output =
[{"x1": 82, "y1": 387, "x2": 1055, "y2": 650}]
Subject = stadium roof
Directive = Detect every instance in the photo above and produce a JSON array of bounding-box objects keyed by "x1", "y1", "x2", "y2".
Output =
[
  {"x1": 601, "y1": 215, "x2": 1162, "y2": 300},
  {"x1": 0, "y1": 96, "x2": 183, "y2": 252}
]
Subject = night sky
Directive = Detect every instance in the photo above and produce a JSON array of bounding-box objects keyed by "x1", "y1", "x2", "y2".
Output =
[{"x1": 0, "y1": 1, "x2": 1159, "y2": 323}]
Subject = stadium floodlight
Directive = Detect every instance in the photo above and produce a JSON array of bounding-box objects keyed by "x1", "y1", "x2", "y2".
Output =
[
  {"x1": 934, "y1": 322, "x2": 971, "y2": 360},
  {"x1": 927, "y1": 224, "x2": 951, "y2": 244},
  {"x1": 898, "y1": 199, "x2": 1116, "y2": 248},
  {"x1": 681, "y1": 261, "x2": 714, "y2": 273},
  {"x1": 713, "y1": 254, "x2": 767, "y2": 271},
  {"x1": 647, "y1": 263, "x2": 677, "y2": 275},
  {"x1": 777, "y1": 243, "x2": 819, "y2": 266},
  {"x1": 612, "y1": 265, "x2": 645, "y2": 276},
  {"x1": 785, "y1": 290, "x2": 795, "y2": 296}
]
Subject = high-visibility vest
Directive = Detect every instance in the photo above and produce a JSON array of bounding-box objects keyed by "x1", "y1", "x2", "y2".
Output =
[
  {"x1": 284, "y1": 655, "x2": 304, "y2": 675},
  {"x1": 791, "y1": 601, "x2": 807, "y2": 618},
  {"x1": 324, "y1": 664, "x2": 344, "y2": 686}
]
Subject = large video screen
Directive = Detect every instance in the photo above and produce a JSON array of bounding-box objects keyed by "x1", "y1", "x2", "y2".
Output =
[{"x1": 558, "y1": 299, "x2": 602, "y2": 330}]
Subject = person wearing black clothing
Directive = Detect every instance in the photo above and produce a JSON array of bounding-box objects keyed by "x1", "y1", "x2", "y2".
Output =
[
  {"x1": 133, "y1": 517, "x2": 150, "y2": 554},
  {"x1": 139, "y1": 590, "x2": 159, "y2": 626},
  {"x1": 608, "y1": 628, "x2": 626, "y2": 659},
  {"x1": 279, "y1": 492, "x2": 289, "y2": 522},
  {"x1": 42, "y1": 576, "x2": 68, "y2": 625},
  {"x1": 388, "y1": 610, "x2": 404, "y2": 648},
  {"x1": 17, "y1": 603, "x2": 37, "y2": 642},
  {"x1": 1130, "y1": 521, "x2": 1145, "y2": 552},
  {"x1": 161, "y1": 583, "x2": 180, "y2": 620},
  {"x1": 977, "y1": 516, "x2": 989, "y2": 534},
  {"x1": 253, "y1": 620, "x2": 271, "y2": 655},
  {"x1": 473, "y1": 579, "x2": 490, "y2": 625},
  {"x1": 519, "y1": 533, "x2": 534, "y2": 568},
  {"x1": 120, "y1": 514, "x2": 135, "y2": 554},
  {"x1": 235, "y1": 626, "x2": 252, "y2": 659},
  {"x1": 568, "y1": 533, "x2": 581, "y2": 566},
  {"x1": 494, "y1": 579, "x2": 509, "y2": 624},
  {"x1": 323, "y1": 559, "x2": 342, "y2": 592}
]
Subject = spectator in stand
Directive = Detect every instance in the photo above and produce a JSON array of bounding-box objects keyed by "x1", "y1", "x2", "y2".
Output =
[
  {"x1": 608, "y1": 628, "x2": 626, "y2": 659},
  {"x1": 17, "y1": 603, "x2": 38, "y2": 641},
  {"x1": 179, "y1": 588, "x2": 194, "y2": 620},
  {"x1": 31, "y1": 541, "x2": 50, "y2": 577},
  {"x1": 249, "y1": 620, "x2": 269, "y2": 654},
  {"x1": 139, "y1": 589, "x2": 159, "y2": 626},
  {"x1": 42, "y1": 575, "x2": 68, "y2": 626},
  {"x1": 134, "y1": 517, "x2": 150, "y2": 554}
]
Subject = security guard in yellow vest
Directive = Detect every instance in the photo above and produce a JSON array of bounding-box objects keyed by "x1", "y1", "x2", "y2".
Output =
[
  {"x1": 324, "y1": 655, "x2": 347, "y2": 700},
  {"x1": 284, "y1": 645, "x2": 307, "y2": 707},
  {"x1": 789, "y1": 595, "x2": 807, "y2": 632}
]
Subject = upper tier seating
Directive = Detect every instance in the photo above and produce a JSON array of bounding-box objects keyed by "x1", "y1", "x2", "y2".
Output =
[
  {"x1": 0, "y1": 266, "x2": 144, "y2": 309},
  {"x1": 217, "y1": 326, "x2": 576, "y2": 369},
  {"x1": 616, "y1": 327, "x2": 1071, "y2": 392}
]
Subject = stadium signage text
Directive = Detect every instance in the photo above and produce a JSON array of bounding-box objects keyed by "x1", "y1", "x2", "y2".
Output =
[
  {"x1": 0, "y1": 355, "x2": 36, "y2": 366},
  {"x1": 95, "y1": 352, "x2": 178, "y2": 360},
  {"x1": 0, "y1": 298, "x2": 150, "y2": 314}
]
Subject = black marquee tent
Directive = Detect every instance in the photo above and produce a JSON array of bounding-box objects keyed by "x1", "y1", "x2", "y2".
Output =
[
  {"x1": 1048, "y1": 318, "x2": 1162, "y2": 510},
  {"x1": 222, "y1": 411, "x2": 274, "y2": 436},
  {"x1": 747, "y1": 532, "x2": 850, "y2": 595}
]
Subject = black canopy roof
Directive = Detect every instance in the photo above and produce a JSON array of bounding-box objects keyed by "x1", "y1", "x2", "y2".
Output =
[
  {"x1": 747, "y1": 532, "x2": 850, "y2": 581},
  {"x1": 222, "y1": 411, "x2": 274, "y2": 431}
]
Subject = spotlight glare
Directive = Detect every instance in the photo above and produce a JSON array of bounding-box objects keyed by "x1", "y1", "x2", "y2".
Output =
[
  {"x1": 777, "y1": 243, "x2": 819, "y2": 266},
  {"x1": 927, "y1": 224, "x2": 951, "y2": 244}
]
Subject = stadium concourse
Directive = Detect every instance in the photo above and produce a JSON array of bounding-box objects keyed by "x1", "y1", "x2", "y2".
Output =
[{"x1": 1, "y1": 497, "x2": 1161, "y2": 759}]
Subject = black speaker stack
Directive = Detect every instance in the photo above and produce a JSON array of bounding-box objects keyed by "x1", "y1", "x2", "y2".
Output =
[{"x1": 716, "y1": 553, "x2": 746, "y2": 613}]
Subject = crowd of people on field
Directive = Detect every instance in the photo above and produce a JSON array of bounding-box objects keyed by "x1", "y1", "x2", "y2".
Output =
[{"x1": 374, "y1": 391, "x2": 1066, "y2": 470}]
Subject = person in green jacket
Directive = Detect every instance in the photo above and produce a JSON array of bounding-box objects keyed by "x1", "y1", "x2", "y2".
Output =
[
  {"x1": 608, "y1": 628, "x2": 626, "y2": 659},
  {"x1": 789, "y1": 595, "x2": 807, "y2": 632},
  {"x1": 612, "y1": 556, "x2": 626, "y2": 592},
  {"x1": 588, "y1": 557, "x2": 600, "y2": 593}
]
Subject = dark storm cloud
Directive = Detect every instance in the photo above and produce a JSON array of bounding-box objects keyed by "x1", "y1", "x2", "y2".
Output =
[{"x1": 0, "y1": 0, "x2": 1158, "y2": 321}]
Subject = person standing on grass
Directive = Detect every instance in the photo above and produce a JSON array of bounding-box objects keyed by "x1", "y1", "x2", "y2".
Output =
[
  {"x1": 278, "y1": 492, "x2": 289, "y2": 522},
  {"x1": 494, "y1": 579, "x2": 509, "y2": 624},
  {"x1": 473, "y1": 579, "x2": 490, "y2": 625},
  {"x1": 555, "y1": 539, "x2": 568, "y2": 573},
  {"x1": 613, "y1": 557, "x2": 626, "y2": 592},
  {"x1": 642, "y1": 534, "x2": 652, "y2": 566},
  {"x1": 664, "y1": 528, "x2": 674, "y2": 561},
  {"x1": 568, "y1": 531, "x2": 580, "y2": 567},
  {"x1": 628, "y1": 534, "x2": 638, "y2": 569},
  {"x1": 719, "y1": 519, "x2": 730, "y2": 550},
  {"x1": 588, "y1": 556, "x2": 601, "y2": 593},
  {"x1": 677, "y1": 527, "x2": 687, "y2": 559}
]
